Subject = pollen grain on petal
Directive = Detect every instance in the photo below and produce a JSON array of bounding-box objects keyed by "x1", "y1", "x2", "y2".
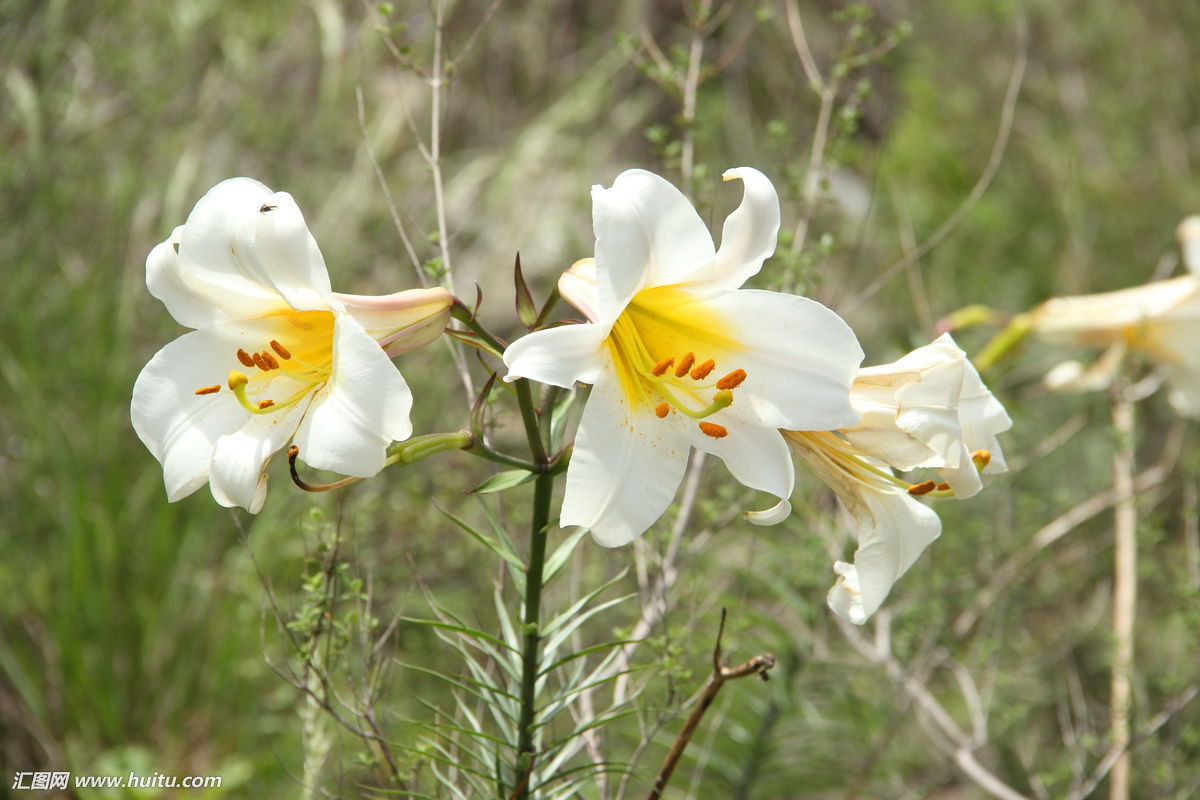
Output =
[
  {"x1": 257, "y1": 399, "x2": 276, "y2": 409},
  {"x1": 652, "y1": 357, "x2": 674, "y2": 376},
  {"x1": 907, "y1": 480, "x2": 937, "y2": 496},
  {"x1": 698, "y1": 421, "x2": 728, "y2": 439},
  {"x1": 655, "y1": 402, "x2": 670, "y2": 418},
  {"x1": 716, "y1": 368, "x2": 747, "y2": 390},
  {"x1": 690, "y1": 359, "x2": 716, "y2": 380},
  {"x1": 674, "y1": 352, "x2": 696, "y2": 377},
  {"x1": 270, "y1": 339, "x2": 292, "y2": 359},
  {"x1": 236, "y1": 348, "x2": 255, "y2": 368},
  {"x1": 194, "y1": 384, "x2": 221, "y2": 395}
]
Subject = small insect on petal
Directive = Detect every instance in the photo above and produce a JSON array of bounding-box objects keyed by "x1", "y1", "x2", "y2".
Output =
[
  {"x1": 236, "y1": 348, "x2": 255, "y2": 368},
  {"x1": 690, "y1": 359, "x2": 716, "y2": 380},
  {"x1": 716, "y1": 369, "x2": 747, "y2": 390},
  {"x1": 652, "y1": 357, "x2": 674, "y2": 377},
  {"x1": 674, "y1": 352, "x2": 696, "y2": 378},
  {"x1": 655, "y1": 402, "x2": 670, "y2": 418},
  {"x1": 269, "y1": 339, "x2": 292, "y2": 359},
  {"x1": 907, "y1": 480, "x2": 937, "y2": 496},
  {"x1": 194, "y1": 385, "x2": 221, "y2": 395},
  {"x1": 260, "y1": 204, "x2": 277, "y2": 212},
  {"x1": 698, "y1": 422, "x2": 728, "y2": 438}
]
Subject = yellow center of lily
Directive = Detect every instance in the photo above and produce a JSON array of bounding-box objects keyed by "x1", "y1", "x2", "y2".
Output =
[
  {"x1": 192, "y1": 309, "x2": 336, "y2": 414},
  {"x1": 604, "y1": 286, "x2": 747, "y2": 438}
]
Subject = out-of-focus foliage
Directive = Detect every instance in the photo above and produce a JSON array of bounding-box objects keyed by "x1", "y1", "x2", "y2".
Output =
[{"x1": 2, "y1": 0, "x2": 1197, "y2": 797}]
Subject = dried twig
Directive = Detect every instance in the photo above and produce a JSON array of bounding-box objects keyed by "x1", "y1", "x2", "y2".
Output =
[
  {"x1": 645, "y1": 609, "x2": 775, "y2": 800},
  {"x1": 1107, "y1": 390, "x2": 1136, "y2": 800}
]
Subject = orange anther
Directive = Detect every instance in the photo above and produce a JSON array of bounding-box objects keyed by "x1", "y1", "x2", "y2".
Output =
[
  {"x1": 907, "y1": 480, "x2": 937, "y2": 496},
  {"x1": 716, "y1": 369, "x2": 747, "y2": 390},
  {"x1": 698, "y1": 422, "x2": 728, "y2": 439},
  {"x1": 655, "y1": 402, "x2": 670, "y2": 418},
  {"x1": 194, "y1": 385, "x2": 220, "y2": 396},
  {"x1": 270, "y1": 339, "x2": 292, "y2": 359},
  {"x1": 261, "y1": 351, "x2": 280, "y2": 370},
  {"x1": 652, "y1": 357, "x2": 674, "y2": 376},
  {"x1": 257, "y1": 399, "x2": 275, "y2": 409},
  {"x1": 252, "y1": 352, "x2": 270, "y2": 371},
  {"x1": 936, "y1": 482, "x2": 950, "y2": 492},
  {"x1": 236, "y1": 348, "x2": 255, "y2": 368},
  {"x1": 690, "y1": 359, "x2": 716, "y2": 380},
  {"x1": 674, "y1": 352, "x2": 696, "y2": 377},
  {"x1": 971, "y1": 449, "x2": 992, "y2": 468}
]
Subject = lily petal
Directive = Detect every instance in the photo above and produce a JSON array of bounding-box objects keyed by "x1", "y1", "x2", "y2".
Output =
[
  {"x1": 292, "y1": 314, "x2": 414, "y2": 477},
  {"x1": 690, "y1": 418, "x2": 794, "y2": 524},
  {"x1": 701, "y1": 289, "x2": 863, "y2": 430},
  {"x1": 209, "y1": 403, "x2": 309, "y2": 511},
  {"x1": 131, "y1": 327, "x2": 250, "y2": 501},
  {"x1": 1178, "y1": 216, "x2": 1200, "y2": 275},
  {"x1": 560, "y1": 361, "x2": 690, "y2": 547},
  {"x1": 502, "y1": 323, "x2": 607, "y2": 388},
  {"x1": 558, "y1": 258, "x2": 600, "y2": 323},
  {"x1": 248, "y1": 191, "x2": 335, "y2": 311},
  {"x1": 333, "y1": 287, "x2": 454, "y2": 356},
  {"x1": 826, "y1": 488, "x2": 941, "y2": 624},
  {"x1": 682, "y1": 167, "x2": 781, "y2": 291},
  {"x1": 592, "y1": 169, "x2": 716, "y2": 321}
]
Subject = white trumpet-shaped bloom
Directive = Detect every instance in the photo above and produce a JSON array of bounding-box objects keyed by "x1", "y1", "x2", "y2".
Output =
[
  {"x1": 785, "y1": 334, "x2": 1011, "y2": 624},
  {"x1": 132, "y1": 178, "x2": 453, "y2": 512},
  {"x1": 503, "y1": 168, "x2": 863, "y2": 547},
  {"x1": 1029, "y1": 216, "x2": 1200, "y2": 417},
  {"x1": 841, "y1": 333, "x2": 1012, "y2": 497}
]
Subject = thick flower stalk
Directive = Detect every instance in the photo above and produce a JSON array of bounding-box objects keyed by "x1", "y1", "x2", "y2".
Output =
[
  {"x1": 786, "y1": 334, "x2": 1012, "y2": 624},
  {"x1": 132, "y1": 178, "x2": 453, "y2": 512},
  {"x1": 1028, "y1": 216, "x2": 1200, "y2": 417},
  {"x1": 503, "y1": 167, "x2": 863, "y2": 546}
]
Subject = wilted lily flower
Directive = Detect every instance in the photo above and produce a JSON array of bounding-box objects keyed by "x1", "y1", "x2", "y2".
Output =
[
  {"x1": 132, "y1": 178, "x2": 453, "y2": 512},
  {"x1": 1028, "y1": 216, "x2": 1200, "y2": 416},
  {"x1": 785, "y1": 334, "x2": 1011, "y2": 624},
  {"x1": 504, "y1": 168, "x2": 863, "y2": 546}
]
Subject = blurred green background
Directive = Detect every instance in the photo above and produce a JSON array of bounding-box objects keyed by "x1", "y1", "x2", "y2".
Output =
[{"x1": 2, "y1": 0, "x2": 1198, "y2": 797}]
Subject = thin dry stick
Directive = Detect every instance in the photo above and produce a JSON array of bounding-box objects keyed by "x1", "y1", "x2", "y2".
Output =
[
  {"x1": 679, "y1": 0, "x2": 714, "y2": 198},
  {"x1": 784, "y1": 0, "x2": 836, "y2": 257},
  {"x1": 646, "y1": 610, "x2": 775, "y2": 800},
  {"x1": 1108, "y1": 390, "x2": 1136, "y2": 800},
  {"x1": 951, "y1": 456, "x2": 1172, "y2": 638},
  {"x1": 842, "y1": 24, "x2": 1027, "y2": 314},
  {"x1": 1067, "y1": 684, "x2": 1200, "y2": 800},
  {"x1": 837, "y1": 620, "x2": 1030, "y2": 800}
]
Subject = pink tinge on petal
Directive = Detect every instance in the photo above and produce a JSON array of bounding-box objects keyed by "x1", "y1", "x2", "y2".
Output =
[
  {"x1": 333, "y1": 287, "x2": 454, "y2": 355},
  {"x1": 557, "y1": 259, "x2": 600, "y2": 323}
]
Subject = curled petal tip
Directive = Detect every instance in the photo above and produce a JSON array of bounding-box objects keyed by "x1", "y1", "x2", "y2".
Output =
[{"x1": 744, "y1": 498, "x2": 792, "y2": 526}]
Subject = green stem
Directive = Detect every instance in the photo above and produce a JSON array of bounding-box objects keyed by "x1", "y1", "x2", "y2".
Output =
[{"x1": 514, "y1": 470, "x2": 554, "y2": 798}]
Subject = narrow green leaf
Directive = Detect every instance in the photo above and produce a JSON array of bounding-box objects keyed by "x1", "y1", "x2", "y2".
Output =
[
  {"x1": 436, "y1": 504, "x2": 524, "y2": 573},
  {"x1": 469, "y1": 468, "x2": 537, "y2": 494},
  {"x1": 513, "y1": 252, "x2": 538, "y2": 329},
  {"x1": 542, "y1": 526, "x2": 589, "y2": 585}
]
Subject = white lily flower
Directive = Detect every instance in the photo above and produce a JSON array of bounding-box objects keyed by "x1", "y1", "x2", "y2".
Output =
[
  {"x1": 132, "y1": 178, "x2": 453, "y2": 512},
  {"x1": 784, "y1": 430, "x2": 942, "y2": 625},
  {"x1": 781, "y1": 334, "x2": 1010, "y2": 624},
  {"x1": 1028, "y1": 216, "x2": 1200, "y2": 416},
  {"x1": 504, "y1": 167, "x2": 863, "y2": 547},
  {"x1": 841, "y1": 332, "x2": 1012, "y2": 498}
]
